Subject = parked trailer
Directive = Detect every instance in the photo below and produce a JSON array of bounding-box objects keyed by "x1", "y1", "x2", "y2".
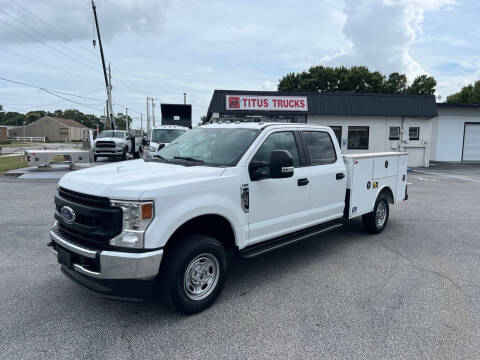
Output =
[{"x1": 24, "y1": 149, "x2": 91, "y2": 169}]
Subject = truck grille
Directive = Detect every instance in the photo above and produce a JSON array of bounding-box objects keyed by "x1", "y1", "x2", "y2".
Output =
[
  {"x1": 54, "y1": 187, "x2": 122, "y2": 249},
  {"x1": 95, "y1": 141, "x2": 116, "y2": 148}
]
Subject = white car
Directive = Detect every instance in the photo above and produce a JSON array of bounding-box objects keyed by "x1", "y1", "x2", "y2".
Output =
[
  {"x1": 147, "y1": 125, "x2": 189, "y2": 157},
  {"x1": 50, "y1": 123, "x2": 408, "y2": 314}
]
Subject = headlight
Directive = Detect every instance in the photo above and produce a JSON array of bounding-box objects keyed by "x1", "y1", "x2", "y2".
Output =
[{"x1": 110, "y1": 200, "x2": 154, "y2": 249}]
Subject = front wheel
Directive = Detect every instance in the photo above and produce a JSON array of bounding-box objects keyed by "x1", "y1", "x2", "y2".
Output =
[
  {"x1": 160, "y1": 235, "x2": 226, "y2": 314},
  {"x1": 122, "y1": 148, "x2": 127, "y2": 160},
  {"x1": 362, "y1": 195, "x2": 389, "y2": 234}
]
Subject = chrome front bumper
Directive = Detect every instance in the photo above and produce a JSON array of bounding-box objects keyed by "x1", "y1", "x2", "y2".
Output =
[{"x1": 50, "y1": 228, "x2": 163, "y2": 281}]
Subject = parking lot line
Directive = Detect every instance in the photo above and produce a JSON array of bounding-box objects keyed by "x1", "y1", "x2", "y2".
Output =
[{"x1": 411, "y1": 169, "x2": 480, "y2": 183}]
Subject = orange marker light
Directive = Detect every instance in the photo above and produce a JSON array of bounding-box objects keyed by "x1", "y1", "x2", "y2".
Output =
[{"x1": 141, "y1": 203, "x2": 153, "y2": 220}]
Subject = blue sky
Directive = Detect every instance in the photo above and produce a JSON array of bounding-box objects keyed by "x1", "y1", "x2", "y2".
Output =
[{"x1": 0, "y1": 0, "x2": 477, "y2": 128}]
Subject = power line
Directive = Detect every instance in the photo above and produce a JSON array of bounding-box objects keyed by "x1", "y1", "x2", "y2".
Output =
[
  {"x1": 0, "y1": 8, "x2": 100, "y2": 69},
  {"x1": 0, "y1": 76, "x2": 104, "y2": 112},
  {"x1": 11, "y1": 0, "x2": 100, "y2": 60},
  {"x1": 0, "y1": 15, "x2": 101, "y2": 74},
  {"x1": 0, "y1": 47, "x2": 103, "y2": 85}
]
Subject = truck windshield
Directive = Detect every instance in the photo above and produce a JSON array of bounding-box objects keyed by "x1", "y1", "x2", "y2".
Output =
[
  {"x1": 157, "y1": 127, "x2": 260, "y2": 167},
  {"x1": 98, "y1": 131, "x2": 125, "y2": 139},
  {"x1": 152, "y1": 129, "x2": 186, "y2": 143}
]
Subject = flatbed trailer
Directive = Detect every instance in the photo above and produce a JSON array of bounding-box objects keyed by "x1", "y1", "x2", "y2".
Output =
[{"x1": 24, "y1": 149, "x2": 92, "y2": 169}]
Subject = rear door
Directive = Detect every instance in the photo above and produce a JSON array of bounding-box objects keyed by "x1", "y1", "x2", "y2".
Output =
[
  {"x1": 299, "y1": 130, "x2": 347, "y2": 223},
  {"x1": 247, "y1": 130, "x2": 310, "y2": 245}
]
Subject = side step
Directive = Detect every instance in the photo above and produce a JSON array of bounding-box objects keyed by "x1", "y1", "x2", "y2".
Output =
[{"x1": 239, "y1": 221, "x2": 343, "y2": 259}]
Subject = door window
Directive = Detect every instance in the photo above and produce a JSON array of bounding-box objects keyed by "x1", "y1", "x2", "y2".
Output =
[
  {"x1": 252, "y1": 132, "x2": 300, "y2": 176},
  {"x1": 301, "y1": 131, "x2": 337, "y2": 165}
]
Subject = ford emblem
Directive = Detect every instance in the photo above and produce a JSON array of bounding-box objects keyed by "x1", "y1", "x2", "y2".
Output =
[{"x1": 60, "y1": 206, "x2": 76, "y2": 224}]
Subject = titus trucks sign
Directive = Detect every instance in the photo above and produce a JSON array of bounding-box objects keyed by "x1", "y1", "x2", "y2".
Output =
[{"x1": 226, "y1": 95, "x2": 308, "y2": 112}]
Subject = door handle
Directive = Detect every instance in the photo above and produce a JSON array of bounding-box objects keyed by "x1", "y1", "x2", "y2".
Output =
[
  {"x1": 298, "y1": 178, "x2": 309, "y2": 186},
  {"x1": 336, "y1": 173, "x2": 345, "y2": 180}
]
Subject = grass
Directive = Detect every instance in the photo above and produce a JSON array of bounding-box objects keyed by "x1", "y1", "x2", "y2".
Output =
[
  {"x1": 0, "y1": 155, "x2": 67, "y2": 174},
  {"x1": 0, "y1": 155, "x2": 27, "y2": 173}
]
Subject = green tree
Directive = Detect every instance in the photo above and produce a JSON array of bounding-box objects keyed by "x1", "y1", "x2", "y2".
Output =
[
  {"x1": 278, "y1": 66, "x2": 436, "y2": 95},
  {"x1": 406, "y1": 74, "x2": 436, "y2": 95},
  {"x1": 446, "y1": 80, "x2": 480, "y2": 104},
  {"x1": 385, "y1": 72, "x2": 407, "y2": 94}
]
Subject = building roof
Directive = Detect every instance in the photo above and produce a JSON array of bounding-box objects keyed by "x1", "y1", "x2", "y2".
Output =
[
  {"x1": 437, "y1": 103, "x2": 480, "y2": 109},
  {"x1": 207, "y1": 90, "x2": 438, "y2": 118},
  {"x1": 48, "y1": 116, "x2": 88, "y2": 128}
]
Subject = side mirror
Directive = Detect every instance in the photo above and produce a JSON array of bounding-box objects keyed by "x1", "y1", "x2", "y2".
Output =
[{"x1": 270, "y1": 150, "x2": 294, "y2": 178}]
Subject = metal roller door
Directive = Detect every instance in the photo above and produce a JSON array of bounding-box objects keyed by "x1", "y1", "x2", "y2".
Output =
[{"x1": 463, "y1": 123, "x2": 480, "y2": 161}]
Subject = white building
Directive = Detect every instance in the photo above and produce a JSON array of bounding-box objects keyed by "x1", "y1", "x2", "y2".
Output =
[
  {"x1": 206, "y1": 90, "x2": 437, "y2": 167},
  {"x1": 431, "y1": 104, "x2": 480, "y2": 162}
]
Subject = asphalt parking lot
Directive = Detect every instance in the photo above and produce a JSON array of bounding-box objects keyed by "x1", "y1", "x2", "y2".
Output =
[{"x1": 1, "y1": 163, "x2": 480, "y2": 359}]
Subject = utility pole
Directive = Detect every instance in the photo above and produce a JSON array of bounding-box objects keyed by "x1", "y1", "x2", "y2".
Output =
[
  {"x1": 92, "y1": 0, "x2": 115, "y2": 130},
  {"x1": 146, "y1": 97, "x2": 150, "y2": 138},
  {"x1": 125, "y1": 107, "x2": 129, "y2": 133},
  {"x1": 151, "y1": 98, "x2": 156, "y2": 127}
]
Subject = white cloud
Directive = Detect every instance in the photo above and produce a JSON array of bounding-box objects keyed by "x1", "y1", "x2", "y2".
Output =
[{"x1": 326, "y1": 0, "x2": 457, "y2": 81}]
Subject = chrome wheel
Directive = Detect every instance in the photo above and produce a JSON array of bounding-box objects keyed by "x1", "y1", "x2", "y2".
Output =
[
  {"x1": 376, "y1": 201, "x2": 387, "y2": 228},
  {"x1": 184, "y1": 253, "x2": 220, "y2": 301}
]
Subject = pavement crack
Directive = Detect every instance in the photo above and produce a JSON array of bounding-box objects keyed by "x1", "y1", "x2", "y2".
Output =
[{"x1": 379, "y1": 239, "x2": 463, "y2": 293}]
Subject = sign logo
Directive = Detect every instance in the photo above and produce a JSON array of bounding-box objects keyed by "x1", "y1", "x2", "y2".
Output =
[
  {"x1": 228, "y1": 96, "x2": 241, "y2": 109},
  {"x1": 225, "y1": 95, "x2": 308, "y2": 111},
  {"x1": 60, "y1": 206, "x2": 76, "y2": 224}
]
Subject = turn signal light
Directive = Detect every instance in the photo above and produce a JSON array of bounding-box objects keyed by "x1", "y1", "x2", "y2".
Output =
[{"x1": 141, "y1": 203, "x2": 153, "y2": 220}]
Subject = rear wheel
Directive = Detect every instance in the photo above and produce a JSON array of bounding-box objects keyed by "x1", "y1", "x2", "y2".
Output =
[
  {"x1": 93, "y1": 155, "x2": 98, "y2": 162},
  {"x1": 160, "y1": 235, "x2": 226, "y2": 314},
  {"x1": 362, "y1": 194, "x2": 389, "y2": 234}
]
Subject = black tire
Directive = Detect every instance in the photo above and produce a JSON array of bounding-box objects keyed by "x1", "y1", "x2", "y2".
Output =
[
  {"x1": 160, "y1": 235, "x2": 226, "y2": 314},
  {"x1": 93, "y1": 155, "x2": 98, "y2": 162},
  {"x1": 362, "y1": 194, "x2": 389, "y2": 234},
  {"x1": 133, "y1": 151, "x2": 140, "y2": 159},
  {"x1": 122, "y1": 148, "x2": 127, "y2": 160}
]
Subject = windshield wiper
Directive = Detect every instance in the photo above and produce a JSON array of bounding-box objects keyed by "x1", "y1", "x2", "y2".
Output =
[{"x1": 173, "y1": 156, "x2": 207, "y2": 165}]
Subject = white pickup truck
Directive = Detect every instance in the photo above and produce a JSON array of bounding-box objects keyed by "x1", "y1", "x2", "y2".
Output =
[
  {"x1": 49, "y1": 123, "x2": 408, "y2": 314},
  {"x1": 93, "y1": 130, "x2": 144, "y2": 161},
  {"x1": 147, "y1": 125, "x2": 189, "y2": 157}
]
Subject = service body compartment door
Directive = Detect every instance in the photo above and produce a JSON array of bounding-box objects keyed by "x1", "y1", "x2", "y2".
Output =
[
  {"x1": 395, "y1": 155, "x2": 408, "y2": 203},
  {"x1": 373, "y1": 156, "x2": 398, "y2": 179},
  {"x1": 344, "y1": 157, "x2": 378, "y2": 218}
]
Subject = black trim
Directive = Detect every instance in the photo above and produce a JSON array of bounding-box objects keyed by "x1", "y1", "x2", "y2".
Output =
[
  {"x1": 343, "y1": 189, "x2": 351, "y2": 218},
  {"x1": 293, "y1": 130, "x2": 308, "y2": 167},
  {"x1": 61, "y1": 266, "x2": 155, "y2": 302},
  {"x1": 239, "y1": 220, "x2": 343, "y2": 258}
]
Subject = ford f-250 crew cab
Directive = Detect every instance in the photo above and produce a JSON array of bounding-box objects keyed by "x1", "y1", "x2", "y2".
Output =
[{"x1": 49, "y1": 123, "x2": 408, "y2": 314}]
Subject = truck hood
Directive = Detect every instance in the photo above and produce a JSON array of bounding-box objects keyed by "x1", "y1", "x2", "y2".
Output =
[
  {"x1": 94, "y1": 137, "x2": 125, "y2": 144},
  {"x1": 59, "y1": 159, "x2": 225, "y2": 199}
]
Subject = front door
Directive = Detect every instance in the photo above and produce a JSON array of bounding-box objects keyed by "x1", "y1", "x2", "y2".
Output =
[{"x1": 247, "y1": 131, "x2": 310, "y2": 245}]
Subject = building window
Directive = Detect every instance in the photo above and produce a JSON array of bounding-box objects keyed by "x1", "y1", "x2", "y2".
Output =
[
  {"x1": 389, "y1": 126, "x2": 400, "y2": 140},
  {"x1": 329, "y1": 126, "x2": 342, "y2": 145},
  {"x1": 347, "y1": 126, "x2": 369, "y2": 150},
  {"x1": 301, "y1": 131, "x2": 337, "y2": 165},
  {"x1": 409, "y1": 127, "x2": 420, "y2": 140}
]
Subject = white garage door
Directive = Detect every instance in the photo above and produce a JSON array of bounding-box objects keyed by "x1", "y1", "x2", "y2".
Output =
[{"x1": 463, "y1": 123, "x2": 480, "y2": 161}]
